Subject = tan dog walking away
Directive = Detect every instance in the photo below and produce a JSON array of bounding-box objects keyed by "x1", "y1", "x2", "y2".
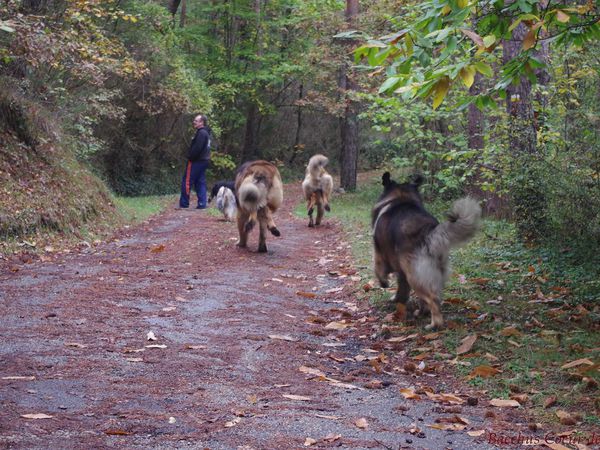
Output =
[
  {"x1": 372, "y1": 172, "x2": 481, "y2": 329},
  {"x1": 302, "y1": 154, "x2": 333, "y2": 227},
  {"x1": 235, "y1": 160, "x2": 283, "y2": 253}
]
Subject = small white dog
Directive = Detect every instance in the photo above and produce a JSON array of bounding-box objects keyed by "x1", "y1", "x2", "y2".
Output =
[{"x1": 216, "y1": 186, "x2": 237, "y2": 221}]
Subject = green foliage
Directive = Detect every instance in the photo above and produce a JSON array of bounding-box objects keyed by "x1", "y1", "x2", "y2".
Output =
[{"x1": 354, "y1": 0, "x2": 600, "y2": 108}]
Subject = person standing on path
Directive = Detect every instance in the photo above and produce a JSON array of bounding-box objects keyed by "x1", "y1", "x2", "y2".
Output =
[{"x1": 179, "y1": 114, "x2": 211, "y2": 209}]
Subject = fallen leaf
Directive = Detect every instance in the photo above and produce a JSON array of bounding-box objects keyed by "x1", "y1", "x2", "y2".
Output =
[
  {"x1": 147, "y1": 331, "x2": 157, "y2": 341},
  {"x1": 168, "y1": 417, "x2": 176, "y2": 424},
  {"x1": 282, "y1": 394, "x2": 311, "y2": 401},
  {"x1": 314, "y1": 414, "x2": 342, "y2": 420},
  {"x1": 126, "y1": 358, "x2": 143, "y2": 362},
  {"x1": 388, "y1": 333, "x2": 419, "y2": 343},
  {"x1": 425, "y1": 391, "x2": 465, "y2": 405},
  {"x1": 324, "y1": 321, "x2": 348, "y2": 330},
  {"x1": 145, "y1": 344, "x2": 167, "y2": 349},
  {"x1": 510, "y1": 393, "x2": 528, "y2": 404},
  {"x1": 105, "y1": 429, "x2": 132, "y2": 435},
  {"x1": 296, "y1": 291, "x2": 317, "y2": 299},
  {"x1": 354, "y1": 418, "x2": 368, "y2": 429},
  {"x1": 2, "y1": 376, "x2": 36, "y2": 381},
  {"x1": 544, "y1": 443, "x2": 572, "y2": 450},
  {"x1": 544, "y1": 396, "x2": 557, "y2": 408},
  {"x1": 65, "y1": 342, "x2": 87, "y2": 348},
  {"x1": 399, "y1": 388, "x2": 421, "y2": 400},
  {"x1": 150, "y1": 244, "x2": 165, "y2": 253},
  {"x1": 304, "y1": 438, "x2": 317, "y2": 446},
  {"x1": 468, "y1": 365, "x2": 501, "y2": 379},
  {"x1": 489, "y1": 398, "x2": 521, "y2": 408},
  {"x1": 456, "y1": 334, "x2": 478, "y2": 355},
  {"x1": 561, "y1": 358, "x2": 594, "y2": 369},
  {"x1": 21, "y1": 413, "x2": 53, "y2": 419},
  {"x1": 186, "y1": 345, "x2": 207, "y2": 350},
  {"x1": 468, "y1": 430, "x2": 486, "y2": 437},
  {"x1": 268, "y1": 334, "x2": 297, "y2": 342},
  {"x1": 224, "y1": 417, "x2": 241, "y2": 427},
  {"x1": 555, "y1": 410, "x2": 577, "y2": 425},
  {"x1": 428, "y1": 423, "x2": 466, "y2": 431},
  {"x1": 322, "y1": 434, "x2": 341, "y2": 443},
  {"x1": 500, "y1": 326, "x2": 522, "y2": 337}
]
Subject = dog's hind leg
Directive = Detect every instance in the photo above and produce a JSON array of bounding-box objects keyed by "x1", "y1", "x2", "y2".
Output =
[
  {"x1": 373, "y1": 251, "x2": 390, "y2": 288},
  {"x1": 315, "y1": 202, "x2": 324, "y2": 226},
  {"x1": 322, "y1": 190, "x2": 331, "y2": 212},
  {"x1": 257, "y1": 209, "x2": 269, "y2": 253},
  {"x1": 264, "y1": 207, "x2": 280, "y2": 236},
  {"x1": 413, "y1": 287, "x2": 444, "y2": 330},
  {"x1": 244, "y1": 211, "x2": 257, "y2": 233},
  {"x1": 307, "y1": 193, "x2": 316, "y2": 227},
  {"x1": 236, "y1": 211, "x2": 250, "y2": 248}
]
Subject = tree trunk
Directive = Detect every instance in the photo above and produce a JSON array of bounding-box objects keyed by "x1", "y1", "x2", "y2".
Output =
[
  {"x1": 339, "y1": 0, "x2": 360, "y2": 192},
  {"x1": 289, "y1": 83, "x2": 304, "y2": 164},
  {"x1": 179, "y1": 0, "x2": 186, "y2": 28},
  {"x1": 503, "y1": 22, "x2": 547, "y2": 241},
  {"x1": 242, "y1": 104, "x2": 259, "y2": 161}
]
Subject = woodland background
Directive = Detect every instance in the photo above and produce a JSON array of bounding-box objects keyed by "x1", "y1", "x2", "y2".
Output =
[{"x1": 1, "y1": 0, "x2": 599, "y2": 252}]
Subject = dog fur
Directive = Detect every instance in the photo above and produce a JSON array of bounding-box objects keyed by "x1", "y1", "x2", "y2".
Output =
[
  {"x1": 301, "y1": 154, "x2": 333, "y2": 227},
  {"x1": 234, "y1": 160, "x2": 283, "y2": 253},
  {"x1": 216, "y1": 186, "x2": 237, "y2": 221},
  {"x1": 372, "y1": 172, "x2": 481, "y2": 329},
  {"x1": 209, "y1": 180, "x2": 235, "y2": 203}
]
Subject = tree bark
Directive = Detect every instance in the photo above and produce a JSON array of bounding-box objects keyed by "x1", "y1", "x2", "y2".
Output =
[
  {"x1": 289, "y1": 83, "x2": 304, "y2": 164},
  {"x1": 339, "y1": 0, "x2": 360, "y2": 191},
  {"x1": 179, "y1": 0, "x2": 186, "y2": 28},
  {"x1": 503, "y1": 22, "x2": 547, "y2": 240}
]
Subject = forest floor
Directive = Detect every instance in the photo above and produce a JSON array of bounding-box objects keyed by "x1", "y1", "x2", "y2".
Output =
[{"x1": 0, "y1": 182, "x2": 593, "y2": 450}]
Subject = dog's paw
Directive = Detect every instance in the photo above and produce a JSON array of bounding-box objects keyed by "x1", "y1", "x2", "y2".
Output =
[
  {"x1": 236, "y1": 241, "x2": 247, "y2": 248},
  {"x1": 308, "y1": 221, "x2": 314, "y2": 228},
  {"x1": 258, "y1": 244, "x2": 268, "y2": 253},
  {"x1": 269, "y1": 227, "x2": 281, "y2": 237}
]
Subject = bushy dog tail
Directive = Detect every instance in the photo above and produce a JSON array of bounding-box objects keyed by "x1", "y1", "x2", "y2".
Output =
[
  {"x1": 238, "y1": 177, "x2": 267, "y2": 212},
  {"x1": 307, "y1": 154, "x2": 329, "y2": 179},
  {"x1": 428, "y1": 197, "x2": 481, "y2": 255}
]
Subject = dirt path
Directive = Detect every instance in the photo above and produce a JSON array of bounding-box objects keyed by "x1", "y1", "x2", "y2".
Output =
[{"x1": 1, "y1": 184, "x2": 523, "y2": 449}]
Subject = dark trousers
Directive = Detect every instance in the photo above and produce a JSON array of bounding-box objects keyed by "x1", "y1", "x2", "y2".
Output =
[{"x1": 179, "y1": 160, "x2": 209, "y2": 208}]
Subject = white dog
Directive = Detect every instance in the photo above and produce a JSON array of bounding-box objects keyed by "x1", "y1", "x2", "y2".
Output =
[{"x1": 216, "y1": 186, "x2": 237, "y2": 221}]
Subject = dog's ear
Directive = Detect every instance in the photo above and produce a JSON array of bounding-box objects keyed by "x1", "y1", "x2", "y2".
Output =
[
  {"x1": 382, "y1": 172, "x2": 391, "y2": 186},
  {"x1": 411, "y1": 174, "x2": 424, "y2": 187}
]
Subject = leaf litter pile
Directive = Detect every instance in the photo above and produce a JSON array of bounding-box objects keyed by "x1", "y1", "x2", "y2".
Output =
[{"x1": 1, "y1": 183, "x2": 598, "y2": 449}]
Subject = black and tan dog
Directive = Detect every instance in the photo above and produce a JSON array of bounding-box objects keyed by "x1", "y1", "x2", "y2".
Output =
[
  {"x1": 372, "y1": 172, "x2": 481, "y2": 329},
  {"x1": 235, "y1": 160, "x2": 283, "y2": 253},
  {"x1": 302, "y1": 154, "x2": 333, "y2": 227}
]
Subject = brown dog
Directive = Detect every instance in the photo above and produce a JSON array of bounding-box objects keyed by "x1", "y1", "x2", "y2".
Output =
[
  {"x1": 301, "y1": 154, "x2": 333, "y2": 227},
  {"x1": 372, "y1": 172, "x2": 481, "y2": 329},
  {"x1": 235, "y1": 160, "x2": 283, "y2": 253}
]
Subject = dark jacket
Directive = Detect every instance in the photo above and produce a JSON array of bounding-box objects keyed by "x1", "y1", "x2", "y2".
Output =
[{"x1": 187, "y1": 127, "x2": 210, "y2": 162}]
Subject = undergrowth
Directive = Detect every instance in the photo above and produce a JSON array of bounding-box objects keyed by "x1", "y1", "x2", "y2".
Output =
[{"x1": 328, "y1": 170, "x2": 600, "y2": 426}]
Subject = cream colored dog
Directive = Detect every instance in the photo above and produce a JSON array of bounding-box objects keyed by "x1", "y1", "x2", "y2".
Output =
[{"x1": 302, "y1": 154, "x2": 333, "y2": 227}]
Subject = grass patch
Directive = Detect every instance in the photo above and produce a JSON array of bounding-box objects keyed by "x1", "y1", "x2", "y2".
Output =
[
  {"x1": 113, "y1": 194, "x2": 176, "y2": 224},
  {"x1": 330, "y1": 171, "x2": 600, "y2": 426}
]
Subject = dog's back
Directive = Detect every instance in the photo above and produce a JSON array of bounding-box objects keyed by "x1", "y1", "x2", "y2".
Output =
[
  {"x1": 302, "y1": 154, "x2": 333, "y2": 199},
  {"x1": 302, "y1": 154, "x2": 333, "y2": 227},
  {"x1": 372, "y1": 172, "x2": 481, "y2": 329},
  {"x1": 234, "y1": 160, "x2": 283, "y2": 252}
]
